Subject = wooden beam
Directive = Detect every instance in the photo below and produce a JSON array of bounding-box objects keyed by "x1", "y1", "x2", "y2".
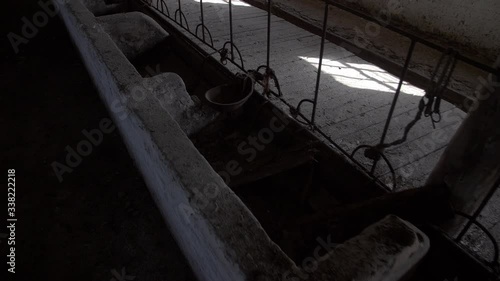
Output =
[
  {"x1": 296, "y1": 184, "x2": 454, "y2": 233},
  {"x1": 230, "y1": 149, "x2": 316, "y2": 187}
]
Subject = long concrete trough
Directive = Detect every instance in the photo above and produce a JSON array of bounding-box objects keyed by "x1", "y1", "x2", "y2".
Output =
[{"x1": 56, "y1": 0, "x2": 431, "y2": 280}]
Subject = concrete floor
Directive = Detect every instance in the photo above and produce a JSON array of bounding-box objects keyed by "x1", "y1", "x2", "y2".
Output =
[
  {"x1": 1, "y1": 1, "x2": 197, "y2": 280},
  {"x1": 158, "y1": 0, "x2": 469, "y2": 190},
  {"x1": 142, "y1": 0, "x2": 499, "y2": 266}
]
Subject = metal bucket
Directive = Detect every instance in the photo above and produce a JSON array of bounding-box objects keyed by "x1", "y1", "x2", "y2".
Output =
[{"x1": 205, "y1": 75, "x2": 254, "y2": 112}]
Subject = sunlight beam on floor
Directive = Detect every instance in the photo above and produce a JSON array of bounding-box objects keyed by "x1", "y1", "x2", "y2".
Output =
[{"x1": 300, "y1": 56, "x2": 425, "y2": 96}]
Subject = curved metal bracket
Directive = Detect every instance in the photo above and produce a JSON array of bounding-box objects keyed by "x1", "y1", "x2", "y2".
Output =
[
  {"x1": 454, "y1": 211, "x2": 499, "y2": 267},
  {"x1": 351, "y1": 144, "x2": 397, "y2": 191},
  {"x1": 195, "y1": 24, "x2": 214, "y2": 47},
  {"x1": 288, "y1": 99, "x2": 314, "y2": 126},
  {"x1": 296, "y1": 99, "x2": 313, "y2": 113},
  {"x1": 222, "y1": 41, "x2": 245, "y2": 70},
  {"x1": 156, "y1": 0, "x2": 170, "y2": 16},
  {"x1": 255, "y1": 65, "x2": 282, "y2": 97},
  {"x1": 174, "y1": 9, "x2": 190, "y2": 30}
]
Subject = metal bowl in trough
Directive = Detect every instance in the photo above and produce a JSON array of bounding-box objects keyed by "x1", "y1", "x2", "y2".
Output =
[{"x1": 205, "y1": 76, "x2": 254, "y2": 112}]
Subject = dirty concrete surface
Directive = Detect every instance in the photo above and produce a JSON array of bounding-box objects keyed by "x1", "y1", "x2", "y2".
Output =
[
  {"x1": 2, "y1": 0, "x2": 499, "y2": 279},
  {"x1": 146, "y1": 0, "x2": 499, "y2": 268},
  {"x1": 1, "y1": 1, "x2": 197, "y2": 280}
]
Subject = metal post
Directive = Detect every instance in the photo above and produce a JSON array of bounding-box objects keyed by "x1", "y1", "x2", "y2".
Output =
[
  {"x1": 311, "y1": 2, "x2": 329, "y2": 124},
  {"x1": 371, "y1": 39, "x2": 416, "y2": 173},
  {"x1": 200, "y1": 0, "x2": 205, "y2": 41},
  {"x1": 266, "y1": 0, "x2": 272, "y2": 69},
  {"x1": 229, "y1": 0, "x2": 234, "y2": 60}
]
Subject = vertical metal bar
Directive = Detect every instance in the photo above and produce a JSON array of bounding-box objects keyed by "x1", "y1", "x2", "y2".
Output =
[
  {"x1": 266, "y1": 0, "x2": 272, "y2": 68},
  {"x1": 311, "y1": 2, "x2": 329, "y2": 124},
  {"x1": 378, "y1": 40, "x2": 416, "y2": 144},
  {"x1": 370, "y1": 39, "x2": 416, "y2": 173},
  {"x1": 229, "y1": 0, "x2": 234, "y2": 60},
  {"x1": 200, "y1": 0, "x2": 205, "y2": 41},
  {"x1": 177, "y1": 0, "x2": 182, "y2": 26}
]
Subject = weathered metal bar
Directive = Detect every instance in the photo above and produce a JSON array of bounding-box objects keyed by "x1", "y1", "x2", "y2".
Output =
[
  {"x1": 311, "y1": 2, "x2": 329, "y2": 124},
  {"x1": 229, "y1": 0, "x2": 234, "y2": 60},
  {"x1": 266, "y1": 0, "x2": 271, "y2": 68},
  {"x1": 377, "y1": 40, "x2": 416, "y2": 146},
  {"x1": 200, "y1": 0, "x2": 205, "y2": 41},
  {"x1": 371, "y1": 39, "x2": 416, "y2": 173}
]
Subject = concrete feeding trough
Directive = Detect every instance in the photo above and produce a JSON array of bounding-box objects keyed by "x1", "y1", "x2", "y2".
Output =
[
  {"x1": 205, "y1": 75, "x2": 254, "y2": 112},
  {"x1": 56, "y1": 0, "x2": 485, "y2": 280}
]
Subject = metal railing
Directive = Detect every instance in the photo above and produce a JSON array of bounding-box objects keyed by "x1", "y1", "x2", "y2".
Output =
[{"x1": 135, "y1": 0, "x2": 499, "y2": 271}]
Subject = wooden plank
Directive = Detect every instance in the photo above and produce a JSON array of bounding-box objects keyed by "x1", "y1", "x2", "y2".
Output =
[{"x1": 296, "y1": 183, "x2": 454, "y2": 231}]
